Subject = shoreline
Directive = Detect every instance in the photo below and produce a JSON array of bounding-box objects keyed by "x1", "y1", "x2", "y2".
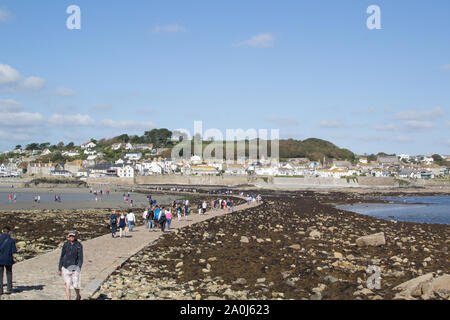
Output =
[{"x1": 94, "y1": 190, "x2": 449, "y2": 300}]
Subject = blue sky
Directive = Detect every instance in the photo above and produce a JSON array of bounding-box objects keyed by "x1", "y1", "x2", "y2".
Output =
[{"x1": 0, "y1": 0, "x2": 449, "y2": 155}]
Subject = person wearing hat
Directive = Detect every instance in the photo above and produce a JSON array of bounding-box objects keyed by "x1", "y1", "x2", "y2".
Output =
[{"x1": 58, "y1": 231, "x2": 83, "y2": 300}]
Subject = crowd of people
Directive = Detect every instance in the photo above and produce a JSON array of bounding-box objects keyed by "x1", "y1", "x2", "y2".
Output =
[{"x1": 0, "y1": 189, "x2": 262, "y2": 300}]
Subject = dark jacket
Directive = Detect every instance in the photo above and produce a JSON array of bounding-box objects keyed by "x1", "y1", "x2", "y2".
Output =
[
  {"x1": 58, "y1": 240, "x2": 83, "y2": 271},
  {"x1": 0, "y1": 233, "x2": 17, "y2": 266}
]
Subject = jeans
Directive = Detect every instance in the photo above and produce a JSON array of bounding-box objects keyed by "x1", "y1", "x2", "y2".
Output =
[
  {"x1": 128, "y1": 221, "x2": 134, "y2": 232},
  {"x1": 0, "y1": 265, "x2": 13, "y2": 294},
  {"x1": 148, "y1": 220, "x2": 155, "y2": 231},
  {"x1": 111, "y1": 224, "x2": 117, "y2": 237},
  {"x1": 161, "y1": 221, "x2": 166, "y2": 232},
  {"x1": 167, "y1": 219, "x2": 172, "y2": 229}
]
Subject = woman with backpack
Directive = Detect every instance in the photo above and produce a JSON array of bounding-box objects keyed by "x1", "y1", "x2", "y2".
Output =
[
  {"x1": 110, "y1": 211, "x2": 118, "y2": 238},
  {"x1": 118, "y1": 212, "x2": 127, "y2": 238},
  {"x1": 159, "y1": 209, "x2": 167, "y2": 233}
]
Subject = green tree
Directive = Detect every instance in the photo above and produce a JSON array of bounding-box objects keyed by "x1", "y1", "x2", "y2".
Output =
[
  {"x1": 26, "y1": 143, "x2": 40, "y2": 151},
  {"x1": 117, "y1": 134, "x2": 130, "y2": 143}
]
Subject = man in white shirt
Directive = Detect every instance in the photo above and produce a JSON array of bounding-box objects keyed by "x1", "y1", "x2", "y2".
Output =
[
  {"x1": 202, "y1": 201, "x2": 207, "y2": 214},
  {"x1": 126, "y1": 210, "x2": 136, "y2": 232}
]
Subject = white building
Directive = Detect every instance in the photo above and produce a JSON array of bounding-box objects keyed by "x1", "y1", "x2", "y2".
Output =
[
  {"x1": 125, "y1": 152, "x2": 142, "y2": 161},
  {"x1": 81, "y1": 142, "x2": 96, "y2": 150},
  {"x1": 117, "y1": 165, "x2": 135, "y2": 178},
  {"x1": 50, "y1": 170, "x2": 73, "y2": 178},
  {"x1": 225, "y1": 164, "x2": 246, "y2": 175}
]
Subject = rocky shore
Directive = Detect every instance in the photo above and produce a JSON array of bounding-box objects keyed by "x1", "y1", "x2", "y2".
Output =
[
  {"x1": 0, "y1": 193, "x2": 240, "y2": 263},
  {"x1": 94, "y1": 191, "x2": 449, "y2": 300}
]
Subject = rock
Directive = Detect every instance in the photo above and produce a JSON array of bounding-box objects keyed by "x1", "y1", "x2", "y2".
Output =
[
  {"x1": 257, "y1": 278, "x2": 266, "y2": 283},
  {"x1": 356, "y1": 232, "x2": 386, "y2": 247},
  {"x1": 175, "y1": 262, "x2": 183, "y2": 268},
  {"x1": 394, "y1": 273, "x2": 450, "y2": 300},
  {"x1": 240, "y1": 236, "x2": 249, "y2": 243},
  {"x1": 286, "y1": 279, "x2": 296, "y2": 287},
  {"x1": 233, "y1": 278, "x2": 247, "y2": 285},
  {"x1": 281, "y1": 271, "x2": 292, "y2": 279},
  {"x1": 324, "y1": 275, "x2": 339, "y2": 283},
  {"x1": 288, "y1": 244, "x2": 301, "y2": 250},
  {"x1": 309, "y1": 230, "x2": 321, "y2": 239},
  {"x1": 333, "y1": 252, "x2": 344, "y2": 259}
]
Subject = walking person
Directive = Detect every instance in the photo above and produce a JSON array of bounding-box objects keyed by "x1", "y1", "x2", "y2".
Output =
[
  {"x1": 58, "y1": 231, "x2": 83, "y2": 300},
  {"x1": 147, "y1": 208, "x2": 155, "y2": 232},
  {"x1": 0, "y1": 226, "x2": 17, "y2": 295},
  {"x1": 110, "y1": 211, "x2": 118, "y2": 238},
  {"x1": 198, "y1": 203, "x2": 202, "y2": 215},
  {"x1": 159, "y1": 209, "x2": 167, "y2": 233},
  {"x1": 118, "y1": 213, "x2": 127, "y2": 238},
  {"x1": 166, "y1": 208, "x2": 173, "y2": 230},
  {"x1": 176, "y1": 205, "x2": 182, "y2": 221},
  {"x1": 126, "y1": 210, "x2": 136, "y2": 232},
  {"x1": 202, "y1": 201, "x2": 207, "y2": 214}
]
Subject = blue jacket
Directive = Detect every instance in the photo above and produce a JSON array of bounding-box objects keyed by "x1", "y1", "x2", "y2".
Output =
[{"x1": 0, "y1": 233, "x2": 17, "y2": 266}]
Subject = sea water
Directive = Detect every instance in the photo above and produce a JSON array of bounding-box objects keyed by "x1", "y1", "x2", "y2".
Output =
[{"x1": 336, "y1": 195, "x2": 450, "y2": 225}]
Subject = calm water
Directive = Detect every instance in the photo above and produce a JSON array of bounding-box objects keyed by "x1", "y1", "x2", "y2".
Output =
[{"x1": 336, "y1": 195, "x2": 450, "y2": 225}]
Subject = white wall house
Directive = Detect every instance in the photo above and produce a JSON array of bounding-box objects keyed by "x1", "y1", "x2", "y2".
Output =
[
  {"x1": 84, "y1": 149, "x2": 97, "y2": 155},
  {"x1": 225, "y1": 164, "x2": 247, "y2": 175},
  {"x1": 50, "y1": 170, "x2": 73, "y2": 178},
  {"x1": 255, "y1": 166, "x2": 278, "y2": 176},
  {"x1": 62, "y1": 151, "x2": 80, "y2": 157},
  {"x1": 117, "y1": 165, "x2": 135, "y2": 178},
  {"x1": 125, "y1": 152, "x2": 142, "y2": 161},
  {"x1": 81, "y1": 142, "x2": 96, "y2": 150},
  {"x1": 111, "y1": 143, "x2": 122, "y2": 150}
]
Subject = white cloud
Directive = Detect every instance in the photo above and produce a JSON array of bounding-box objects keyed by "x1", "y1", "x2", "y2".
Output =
[
  {"x1": 48, "y1": 114, "x2": 96, "y2": 127},
  {"x1": 100, "y1": 119, "x2": 155, "y2": 130},
  {"x1": 404, "y1": 120, "x2": 434, "y2": 129},
  {"x1": 152, "y1": 24, "x2": 186, "y2": 34},
  {"x1": 234, "y1": 33, "x2": 275, "y2": 48},
  {"x1": 56, "y1": 87, "x2": 77, "y2": 97},
  {"x1": 0, "y1": 64, "x2": 47, "y2": 91},
  {"x1": 0, "y1": 112, "x2": 45, "y2": 127},
  {"x1": 396, "y1": 107, "x2": 444, "y2": 121},
  {"x1": 319, "y1": 120, "x2": 342, "y2": 128},
  {"x1": 0, "y1": 64, "x2": 21, "y2": 85},
  {"x1": 267, "y1": 115, "x2": 299, "y2": 126},
  {"x1": 0, "y1": 9, "x2": 10, "y2": 23},
  {"x1": 0, "y1": 98, "x2": 23, "y2": 112},
  {"x1": 20, "y1": 76, "x2": 46, "y2": 90}
]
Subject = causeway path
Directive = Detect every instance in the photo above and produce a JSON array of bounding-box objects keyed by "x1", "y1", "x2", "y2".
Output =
[{"x1": 2, "y1": 198, "x2": 260, "y2": 300}]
